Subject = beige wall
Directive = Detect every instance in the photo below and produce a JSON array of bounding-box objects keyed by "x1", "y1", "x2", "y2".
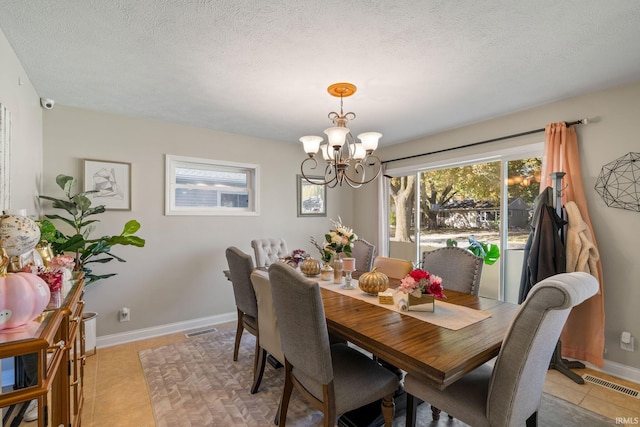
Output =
[
  {"x1": 0, "y1": 28, "x2": 43, "y2": 212},
  {"x1": 5, "y1": 22, "x2": 639, "y2": 374},
  {"x1": 356, "y1": 81, "x2": 640, "y2": 371},
  {"x1": 42, "y1": 106, "x2": 354, "y2": 337}
]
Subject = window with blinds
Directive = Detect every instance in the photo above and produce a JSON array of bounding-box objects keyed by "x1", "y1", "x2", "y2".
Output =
[{"x1": 165, "y1": 155, "x2": 259, "y2": 216}]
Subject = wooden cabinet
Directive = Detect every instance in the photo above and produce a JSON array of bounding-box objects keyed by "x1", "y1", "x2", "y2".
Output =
[{"x1": 0, "y1": 276, "x2": 85, "y2": 427}]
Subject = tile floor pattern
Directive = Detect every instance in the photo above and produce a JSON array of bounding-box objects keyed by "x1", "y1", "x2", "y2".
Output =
[{"x1": 82, "y1": 321, "x2": 640, "y2": 426}]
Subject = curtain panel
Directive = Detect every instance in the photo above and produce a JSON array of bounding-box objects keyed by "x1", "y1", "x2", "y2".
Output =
[{"x1": 541, "y1": 122, "x2": 605, "y2": 367}]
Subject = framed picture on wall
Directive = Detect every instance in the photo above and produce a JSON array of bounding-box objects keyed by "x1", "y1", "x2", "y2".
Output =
[
  {"x1": 83, "y1": 159, "x2": 131, "y2": 210},
  {"x1": 297, "y1": 175, "x2": 326, "y2": 217}
]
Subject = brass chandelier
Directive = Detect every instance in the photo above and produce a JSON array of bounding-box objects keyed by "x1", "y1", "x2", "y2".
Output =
[{"x1": 300, "y1": 83, "x2": 382, "y2": 188}]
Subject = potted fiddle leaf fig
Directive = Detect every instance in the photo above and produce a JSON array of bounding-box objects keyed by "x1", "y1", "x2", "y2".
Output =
[
  {"x1": 39, "y1": 174, "x2": 146, "y2": 285},
  {"x1": 446, "y1": 235, "x2": 500, "y2": 265}
]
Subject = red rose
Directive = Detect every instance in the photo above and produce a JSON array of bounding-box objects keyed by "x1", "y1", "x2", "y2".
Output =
[{"x1": 409, "y1": 269, "x2": 429, "y2": 281}]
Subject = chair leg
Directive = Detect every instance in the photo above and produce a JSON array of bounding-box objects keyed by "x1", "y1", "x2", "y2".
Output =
[
  {"x1": 405, "y1": 393, "x2": 417, "y2": 427},
  {"x1": 526, "y1": 411, "x2": 538, "y2": 427},
  {"x1": 431, "y1": 405, "x2": 441, "y2": 421},
  {"x1": 380, "y1": 394, "x2": 395, "y2": 427},
  {"x1": 251, "y1": 347, "x2": 267, "y2": 394},
  {"x1": 274, "y1": 399, "x2": 282, "y2": 425},
  {"x1": 233, "y1": 309, "x2": 244, "y2": 361},
  {"x1": 278, "y1": 362, "x2": 294, "y2": 427},
  {"x1": 322, "y1": 382, "x2": 337, "y2": 427}
]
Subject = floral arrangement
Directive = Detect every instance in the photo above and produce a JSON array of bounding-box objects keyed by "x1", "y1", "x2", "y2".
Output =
[
  {"x1": 36, "y1": 268, "x2": 64, "y2": 291},
  {"x1": 48, "y1": 254, "x2": 75, "y2": 271},
  {"x1": 311, "y1": 217, "x2": 358, "y2": 262},
  {"x1": 283, "y1": 249, "x2": 307, "y2": 267},
  {"x1": 22, "y1": 254, "x2": 75, "y2": 292},
  {"x1": 325, "y1": 217, "x2": 357, "y2": 256},
  {"x1": 399, "y1": 268, "x2": 446, "y2": 299},
  {"x1": 310, "y1": 236, "x2": 333, "y2": 263}
]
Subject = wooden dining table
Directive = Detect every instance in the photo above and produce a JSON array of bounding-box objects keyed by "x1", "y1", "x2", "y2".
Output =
[{"x1": 319, "y1": 284, "x2": 520, "y2": 390}]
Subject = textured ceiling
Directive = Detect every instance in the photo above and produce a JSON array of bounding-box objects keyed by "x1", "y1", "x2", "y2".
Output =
[{"x1": 1, "y1": 0, "x2": 640, "y2": 147}]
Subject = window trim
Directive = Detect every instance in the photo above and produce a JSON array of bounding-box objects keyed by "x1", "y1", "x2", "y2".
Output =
[{"x1": 165, "y1": 154, "x2": 260, "y2": 216}]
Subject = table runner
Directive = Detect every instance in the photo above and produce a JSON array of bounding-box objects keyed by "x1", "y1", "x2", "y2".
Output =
[
  {"x1": 253, "y1": 269, "x2": 491, "y2": 331},
  {"x1": 317, "y1": 279, "x2": 491, "y2": 331}
]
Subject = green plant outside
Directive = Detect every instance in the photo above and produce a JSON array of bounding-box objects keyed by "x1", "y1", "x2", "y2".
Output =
[{"x1": 39, "y1": 174, "x2": 145, "y2": 285}]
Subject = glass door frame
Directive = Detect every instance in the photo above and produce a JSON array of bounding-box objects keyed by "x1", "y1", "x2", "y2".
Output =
[{"x1": 380, "y1": 142, "x2": 543, "y2": 301}]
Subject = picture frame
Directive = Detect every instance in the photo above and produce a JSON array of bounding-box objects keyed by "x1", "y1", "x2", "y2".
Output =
[
  {"x1": 83, "y1": 159, "x2": 131, "y2": 210},
  {"x1": 297, "y1": 175, "x2": 326, "y2": 217}
]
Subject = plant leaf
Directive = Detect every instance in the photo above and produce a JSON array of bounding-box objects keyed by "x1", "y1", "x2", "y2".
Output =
[
  {"x1": 121, "y1": 220, "x2": 141, "y2": 236},
  {"x1": 73, "y1": 194, "x2": 93, "y2": 212},
  {"x1": 57, "y1": 234, "x2": 86, "y2": 252},
  {"x1": 56, "y1": 175, "x2": 75, "y2": 192}
]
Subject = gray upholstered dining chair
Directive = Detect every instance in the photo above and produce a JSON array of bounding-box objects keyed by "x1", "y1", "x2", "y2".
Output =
[
  {"x1": 421, "y1": 246, "x2": 484, "y2": 295},
  {"x1": 251, "y1": 238, "x2": 289, "y2": 268},
  {"x1": 404, "y1": 272, "x2": 599, "y2": 427},
  {"x1": 249, "y1": 269, "x2": 285, "y2": 393},
  {"x1": 225, "y1": 246, "x2": 262, "y2": 394},
  {"x1": 352, "y1": 238, "x2": 376, "y2": 274},
  {"x1": 421, "y1": 246, "x2": 484, "y2": 420},
  {"x1": 268, "y1": 262, "x2": 399, "y2": 427}
]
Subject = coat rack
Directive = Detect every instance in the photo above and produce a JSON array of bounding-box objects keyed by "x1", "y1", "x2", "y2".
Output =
[{"x1": 548, "y1": 171, "x2": 586, "y2": 384}]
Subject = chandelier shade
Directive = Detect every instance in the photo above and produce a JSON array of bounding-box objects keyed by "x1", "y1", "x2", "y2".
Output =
[{"x1": 299, "y1": 83, "x2": 382, "y2": 188}]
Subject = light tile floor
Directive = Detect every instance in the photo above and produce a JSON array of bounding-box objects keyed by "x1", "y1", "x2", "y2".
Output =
[{"x1": 82, "y1": 321, "x2": 640, "y2": 426}]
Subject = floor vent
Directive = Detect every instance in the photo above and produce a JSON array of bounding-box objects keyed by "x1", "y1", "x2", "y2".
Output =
[
  {"x1": 185, "y1": 328, "x2": 217, "y2": 338},
  {"x1": 583, "y1": 374, "x2": 639, "y2": 398}
]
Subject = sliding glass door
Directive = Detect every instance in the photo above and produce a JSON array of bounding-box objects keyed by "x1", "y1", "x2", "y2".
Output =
[{"x1": 385, "y1": 147, "x2": 542, "y2": 302}]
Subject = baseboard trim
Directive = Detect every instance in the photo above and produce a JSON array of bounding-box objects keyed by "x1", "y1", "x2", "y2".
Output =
[
  {"x1": 96, "y1": 312, "x2": 237, "y2": 349},
  {"x1": 587, "y1": 359, "x2": 640, "y2": 385}
]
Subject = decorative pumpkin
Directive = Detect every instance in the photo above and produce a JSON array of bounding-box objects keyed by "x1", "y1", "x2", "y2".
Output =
[
  {"x1": 358, "y1": 267, "x2": 390, "y2": 296},
  {"x1": 300, "y1": 257, "x2": 321, "y2": 277},
  {"x1": 0, "y1": 250, "x2": 51, "y2": 330}
]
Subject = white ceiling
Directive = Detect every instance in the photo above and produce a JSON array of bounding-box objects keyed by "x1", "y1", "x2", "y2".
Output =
[{"x1": 2, "y1": 1, "x2": 640, "y2": 147}]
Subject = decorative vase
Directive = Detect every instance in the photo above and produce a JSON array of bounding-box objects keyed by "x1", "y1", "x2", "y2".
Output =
[
  {"x1": 320, "y1": 262, "x2": 333, "y2": 281},
  {"x1": 332, "y1": 254, "x2": 343, "y2": 284},
  {"x1": 407, "y1": 293, "x2": 435, "y2": 312},
  {"x1": 300, "y1": 256, "x2": 321, "y2": 277},
  {"x1": 36, "y1": 243, "x2": 55, "y2": 267}
]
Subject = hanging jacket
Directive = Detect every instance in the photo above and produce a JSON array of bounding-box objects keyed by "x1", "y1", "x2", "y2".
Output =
[
  {"x1": 518, "y1": 187, "x2": 566, "y2": 303},
  {"x1": 564, "y1": 201, "x2": 599, "y2": 275}
]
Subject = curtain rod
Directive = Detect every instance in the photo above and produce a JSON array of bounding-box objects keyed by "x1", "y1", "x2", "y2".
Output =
[{"x1": 381, "y1": 118, "x2": 588, "y2": 165}]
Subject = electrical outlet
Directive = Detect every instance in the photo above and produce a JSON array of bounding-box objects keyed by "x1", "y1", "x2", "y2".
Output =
[
  {"x1": 621, "y1": 337, "x2": 634, "y2": 352},
  {"x1": 119, "y1": 307, "x2": 130, "y2": 322},
  {"x1": 621, "y1": 331, "x2": 634, "y2": 352}
]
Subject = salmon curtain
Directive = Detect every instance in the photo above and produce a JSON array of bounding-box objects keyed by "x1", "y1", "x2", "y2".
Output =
[{"x1": 540, "y1": 122, "x2": 605, "y2": 367}]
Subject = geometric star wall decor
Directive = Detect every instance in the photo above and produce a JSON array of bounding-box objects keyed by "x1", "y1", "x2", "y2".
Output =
[{"x1": 594, "y1": 152, "x2": 640, "y2": 212}]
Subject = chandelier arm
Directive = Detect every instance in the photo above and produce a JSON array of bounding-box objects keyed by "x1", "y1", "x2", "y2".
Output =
[
  {"x1": 342, "y1": 155, "x2": 382, "y2": 187},
  {"x1": 325, "y1": 163, "x2": 339, "y2": 188},
  {"x1": 301, "y1": 157, "x2": 331, "y2": 186},
  {"x1": 343, "y1": 175, "x2": 364, "y2": 189},
  {"x1": 326, "y1": 162, "x2": 340, "y2": 184}
]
